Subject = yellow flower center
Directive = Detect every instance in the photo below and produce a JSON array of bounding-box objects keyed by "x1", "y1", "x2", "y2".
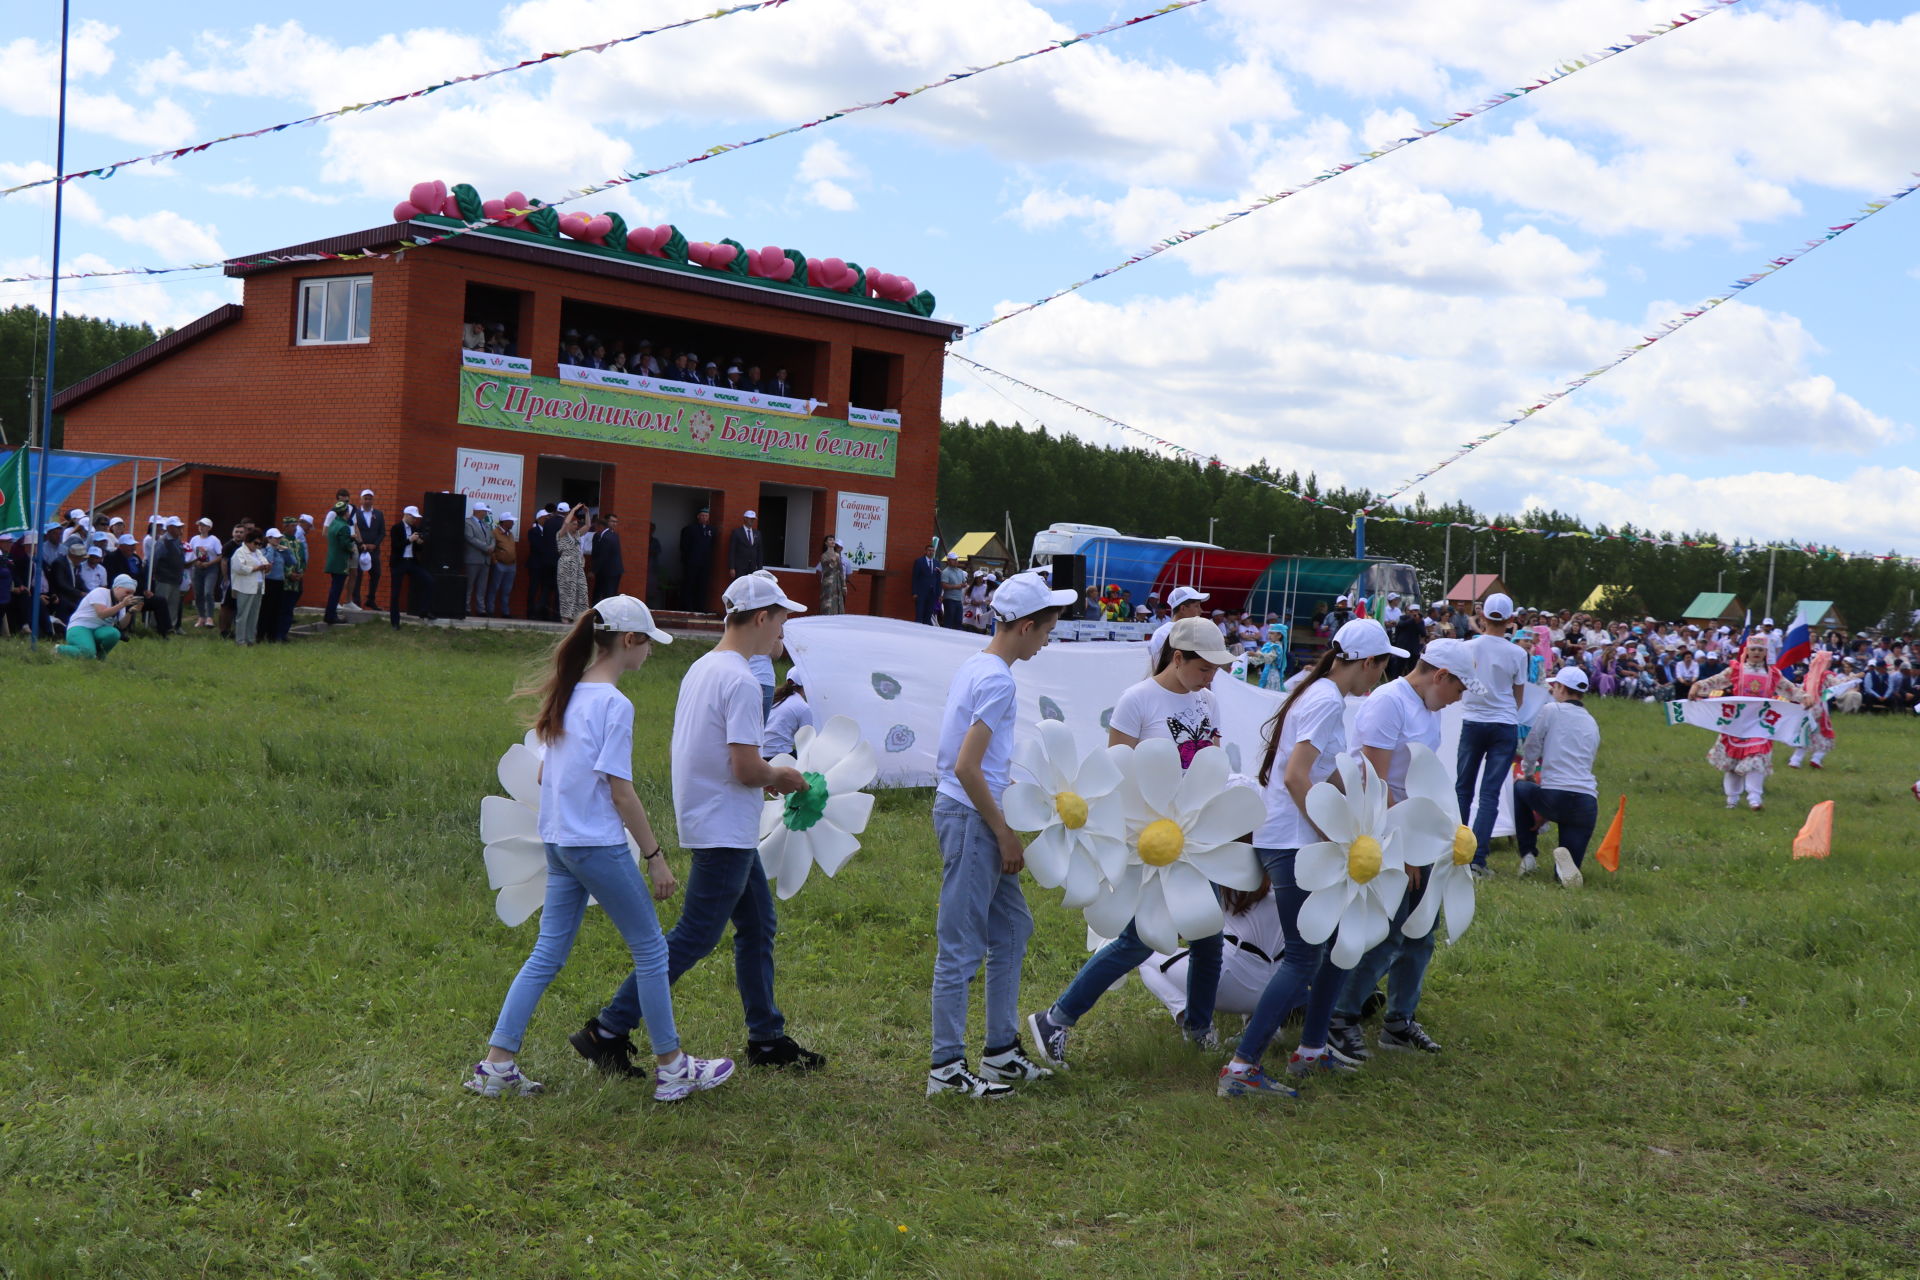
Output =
[
  {"x1": 1451, "y1": 825, "x2": 1476, "y2": 867},
  {"x1": 1138, "y1": 819, "x2": 1185, "y2": 867},
  {"x1": 1347, "y1": 834, "x2": 1383, "y2": 884},
  {"x1": 1054, "y1": 790, "x2": 1088, "y2": 830}
]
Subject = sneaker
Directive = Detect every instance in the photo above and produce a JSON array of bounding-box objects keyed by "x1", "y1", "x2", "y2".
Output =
[
  {"x1": 1552, "y1": 846, "x2": 1583, "y2": 889},
  {"x1": 1026, "y1": 1009, "x2": 1070, "y2": 1069},
  {"x1": 1518, "y1": 852, "x2": 1538, "y2": 877},
  {"x1": 1378, "y1": 1021, "x2": 1443, "y2": 1054},
  {"x1": 978, "y1": 1043, "x2": 1053, "y2": 1083},
  {"x1": 1809, "y1": 760, "x2": 1824, "y2": 770},
  {"x1": 1787, "y1": 759, "x2": 1802, "y2": 769},
  {"x1": 568, "y1": 1017, "x2": 645, "y2": 1077},
  {"x1": 1326, "y1": 1019, "x2": 1371, "y2": 1064},
  {"x1": 654, "y1": 1052, "x2": 735, "y2": 1102},
  {"x1": 1749, "y1": 801, "x2": 1763, "y2": 813},
  {"x1": 1287, "y1": 1049, "x2": 1358, "y2": 1078},
  {"x1": 1467, "y1": 864, "x2": 1492, "y2": 881},
  {"x1": 1217, "y1": 1062, "x2": 1300, "y2": 1099},
  {"x1": 745, "y1": 1035, "x2": 826, "y2": 1072},
  {"x1": 927, "y1": 1060, "x2": 1013, "y2": 1099},
  {"x1": 1725, "y1": 797, "x2": 1739, "y2": 810},
  {"x1": 1184, "y1": 1023, "x2": 1222, "y2": 1052},
  {"x1": 464, "y1": 1059, "x2": 543, "y2": 1097}
]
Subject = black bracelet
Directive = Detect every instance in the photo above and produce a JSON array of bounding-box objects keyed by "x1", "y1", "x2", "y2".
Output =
[{"x1": 644, "y1": 847, "x2": 665, "y2": 862}]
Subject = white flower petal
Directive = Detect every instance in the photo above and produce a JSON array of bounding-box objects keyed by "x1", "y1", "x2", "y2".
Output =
[
  {"x1": 772, "y1": 838, "x2": 813, "y2": 900},
  {"x1": 1085, "y1": 832, "x2": 1131, "y2": 884},
  {"x1": 1133, "y1": 875, "x2": 1180, "y2": 955},
  {"x1": 1183, "y1": 840, "x2": 1264, "y2": 891},
  {"x1": 480, "y1": 795, "x2": 540, "y2": 844},
  {"x1": 483, "y1": 838, "x2": 546, "y2": 890},
  {"x1": 758, "y1": 822, "x2": 794, "y2": 885},
  {"x1": 495, "y1": 878, "x2": 548, "y2": 927},
  {"x1": 1296, "y1": 883, "x2": 1349, "y2": 945},
  {"x1": 1082, "y1": 792, "x2": 1127, "y2": 840},
  {"x1": 1385, "y1": 796, "x2": 1458, "y2": 868},
  {"x1": 1002, "y1": 781, "x2": 1057, "y2": 834},
  {"x1": 1084, "y1": 863, "x2": 1143, "y2": 939},
  {"x1": 1442, "y1": 871, "x2": 1477, "y2": 942},
  {"x1": 822, "y1": 739, "x2": 878, "y2": 794},
  {"x1": 1172, "y1": 743, "x2": 1231, "y2": 819},
  {"x1": 760, "y1": 796, "x2": 785, "y2": 841},
  {"x1": 1060, "y1": 846, "x2": 1106, "y2": 910},
  {"x1": 1402, "y1": 742, "x2": 1453, "y2": 808},
  {"x1": 497, "y1": 744, "x2": 542, "y2": 808},
  {"x1": 522, "y1": 728, "x2": 544, "y2": 754},
  {"x1": 1295, "y1": 841, "x2": 1349, "y2": 893},
  {"x1": 822, "y1": 790, "x2": 875, "y2": 839},
  {"x1": 1330, "y1": 892, "x2": 1389, "y2": 969},
  {"x1": 1023, "y1": 823, "x2": 1072, "y2": 890},
  {"x1": 1160, "y1": 860, "x2": 1226, "y2": 943},
  {"x1": 1183, "y1": 784, "x2": 1266, "y2": 850},
  {"x1": 791, "y1": 722, "x2": 817, "y2": 755},
  {"x1": 1133, "y1": 738, "x2": 1183, "y2": 818},
  {"x1": 1036, "y1": 719, "x2": 1079, "y2": 790},
  {"x1": 1013, "y1": 736, "x2": 1051, "y2": 790},
  {"x1": 806, "y1": 821, "x2": 861, "y2": 879},
  {"x1": 803, "y1": 715, "x2": 861, "y2": 769},
  {"x1": 1402, "y1": 871, "x2": 1443, "y2": 939},
  {"x1": 1074, "y1": 740, "x2": 1125, "y2": 799},
  {"x1": 1304, "y1": 782, "x2": 1355, "y2": 846},
  {"x1": 1367, "y1": 867, "x2": 1410, "y2": 922}
]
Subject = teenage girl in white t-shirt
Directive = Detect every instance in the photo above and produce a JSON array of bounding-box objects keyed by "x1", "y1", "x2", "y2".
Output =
[
  {"x1": 470, "y1": 597, "x2": 735, "y2": 1103},
  {"x1": 1219, "y1": 617, "x2": 1398, "y2": 1099}
]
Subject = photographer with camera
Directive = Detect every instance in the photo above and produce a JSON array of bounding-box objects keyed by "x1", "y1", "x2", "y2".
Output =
[{"x1": 56, "y1": 574, "x2": 144, "y2": 660}]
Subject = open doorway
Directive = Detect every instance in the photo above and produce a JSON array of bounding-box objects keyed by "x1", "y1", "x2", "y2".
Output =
[
  {"x1": 653, "y1": 483, "x2": 719, "y2": 611},
  {"x1": 757, "y1": 483, "x2": 820, "y2": 569},
  {"x1": 534, "y1": 455, "x2": 607, "y2": 516}
]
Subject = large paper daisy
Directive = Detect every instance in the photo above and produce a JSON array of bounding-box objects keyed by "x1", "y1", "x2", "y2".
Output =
[
  {"x1": 757, "y1": 715, "x2": 877, "y2": 899},
  {"x1": 1003, "y1": 719, "x2": 1127, "y2": 909},
  {"x1": 477, "y1": 732, "x2": 644, "y2": 926},
  {"x1": 1400, "y1": 746, "x2": 1482, "y2": 944},
  {"x1": 1083, "y1": 739, "x2": 1265, "y2": 956}
]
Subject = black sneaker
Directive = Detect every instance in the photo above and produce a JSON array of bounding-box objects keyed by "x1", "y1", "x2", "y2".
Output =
[
  {"x1": 926, "y1": 1060, "x2": 1012, "y2": 1099},
  {"x1": 1327, "y1": 1019, "x2": 1371, "y2": 1064},
  {"x1": 568, "y1": 1017, "x2": 645, "y2": 1077},
  {"x1": 746, "y1": 1035, "x2": 826, "y2": 1071},
  {"x1": 1026, "y1": 1009, "x2": 1070, "y2": 1069},
  {"x1": 1378, "y1": 1021, "x2": 1443, "y2": 1054}
]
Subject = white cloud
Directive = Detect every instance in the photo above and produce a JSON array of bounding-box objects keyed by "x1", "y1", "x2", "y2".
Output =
[
  {"x1": 1, "y1": 161, "x2": 222, "y2": 264},
  {"x1": 796, "y1": 141, "x2": 860, "y2": 212},
  {"x1": 0, "y1": 21, "x2": 196, "y2": 148},
  {"x1": 0, "y1": 252, "x2": 236, "y2": 332}
]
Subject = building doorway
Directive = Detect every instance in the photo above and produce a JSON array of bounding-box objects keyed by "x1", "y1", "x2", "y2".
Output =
[
  {"x1": 653, "y1": 483, "x2": 717, "y2": 611},
  {"x1": 534, "y1": 455, "x2": 607, "y2": 516},
  {"x1": 757, "y1": 483, "x2": 819, "y2": 569}
]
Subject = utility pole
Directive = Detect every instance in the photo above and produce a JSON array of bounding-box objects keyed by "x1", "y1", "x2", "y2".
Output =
[
  {"x1": 1207, "y1": 516, "x2": 1217, "y2": 545},
  {"x1": 27, "y1": 0, "x2": 71, "y2": 649},
  {"x1": 1266, "y1": 533, "x2": 1273, "y2": 554},
  {"x1": 1765, "y1": 545, "x2": 1778, "y2": 621},
  {"x1": 1443, "y1": 526, "x2": 1451, "y2": 599}
]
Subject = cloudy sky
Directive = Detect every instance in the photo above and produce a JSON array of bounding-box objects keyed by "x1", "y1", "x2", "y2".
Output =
[{"x1": 3, "y1": 0, "x2": 1916, "y2": 550}]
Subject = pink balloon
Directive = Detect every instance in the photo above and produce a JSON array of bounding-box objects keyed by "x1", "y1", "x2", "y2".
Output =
[
  {"x1": 823, "y1": 257, "x2": 845, "y2": 277},
  {"x1": 708, "y1": 243, "x2": 736, "y2": 268},
  {"x1": 805, "y1": 257, "x2": 823, "y2": 279},
  {"x1": 584, "y1": 215, "x2": 613, "y2": 242},
  {"x1": 500, "y1": 191, "x2": 531, "y2": 228},
  {"x1": 897, "y1": 277, "x2": 917, "y2": 299},
  {"x1": 688, "y1": 242, "x2": 711, "y2": 266},
  {"x1": 393, "y1": 201, "x2": 420, "y2": 222},
  {"x1": 558, "y1": 212, "x2": 593, "y2": 240},
  {"x1": 761, "y1": 245, "x2": 782, "y2": 263},
  {"x1": 626, "y1": 227, "x2": 656, "y2": 255},
  {"x1": 481, "y1": 198, "x2": 506, "y2": 220},
  {"x1": 745, "y1": 249, "x2": 763, "y2": 275},
  {"x1": 409, "y1": 180, "x2": 446, "y2": 213},
  {"x1": 772, "y1": 258, "x2": 795, "y2": 282}
]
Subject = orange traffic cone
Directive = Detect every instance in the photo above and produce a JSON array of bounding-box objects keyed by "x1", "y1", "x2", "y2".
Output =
[
  {"x1": 1792, "y1": 801, "x2": 1833, "y2": 859},
  {"x1": 1594, "y1": 795, "x2": 1625, "y2": 872}
]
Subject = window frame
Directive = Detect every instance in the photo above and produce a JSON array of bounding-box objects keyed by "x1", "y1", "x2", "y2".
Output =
[{"x1": 296, "y1": 275, "x2": 374, "y2": 346}]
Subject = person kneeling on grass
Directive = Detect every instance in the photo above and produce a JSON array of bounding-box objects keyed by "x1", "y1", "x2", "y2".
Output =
[
  {"x1": 1514, "y1": 666, "x2": 1602, "y2": 889},
  {"x1": 56, "y1": 574, "x2": 143, "y2": 660},
  {"x1": 572, "y1": 573, "x2": 827, "y2": 1078},
  {"x1": 928, "y1": 571, "x2": 1076, "y2": 1099},
  {"x1": 469, "y1": 596, "x2": 735, "y2": 1103},
  {"x1": 1027, "y1": 617, "x2": 1236, "y2": 1070}
]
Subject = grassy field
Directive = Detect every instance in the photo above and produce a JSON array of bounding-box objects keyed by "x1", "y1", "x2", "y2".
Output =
[{"x1": 3, "y1": 625, "x2": 1918, "y2": 1279}]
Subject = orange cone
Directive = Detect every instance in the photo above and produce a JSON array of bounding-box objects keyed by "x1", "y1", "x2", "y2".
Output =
[
  {"x1": 1594, "y1": 795, "x2": 1625, "y2": 873},
  {"x1": 1792, "y1": 801, "x2": 1833, "y2": 859}
]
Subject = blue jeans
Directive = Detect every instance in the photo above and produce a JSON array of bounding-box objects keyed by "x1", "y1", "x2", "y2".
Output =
[
  {"x1": 1235, "y1": 848, "x2": 1345, "y2": 1064},
  {"x1": 1335, "y1": 873, "x2": 1435, "y2": 1026},
  {"x1": 487, "y1": 563, "x2": 516, "y2": 617},
  {"x1": 1455, "y1": 720, "x2": 1519, "y2": 867},
  {"x1": 488, "y1": 843, "x2": 679, "y2": 1056},
  {"x1": 599, "y1": 847, "x2": 785, "y2": 1043},
  {"x1": 1513, "y1": 782, "x2": 1599, "y2": 869},
  {"x1": 192, "y1": 563, "x2": 221, "y2": 619},
  {"x1": 324, "y1": 572, "x2": 348, "y2": 623},
  {"x1": 1052, "y1": 920, "x2": 1223, "y2": 1035},
  {"x1": 930, "y1": 794, "x2": 1034, "y2": 1066}
]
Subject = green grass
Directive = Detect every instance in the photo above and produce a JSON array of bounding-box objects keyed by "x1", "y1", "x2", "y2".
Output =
[{"x1": 3, "y1": 626, "x2": 1919, "y2": 1279}]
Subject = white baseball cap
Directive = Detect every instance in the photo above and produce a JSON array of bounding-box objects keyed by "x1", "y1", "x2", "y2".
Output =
[
  {"x1": 403, "y1": 505, "x2": 422, "y2": 518},
  {"x1": 1386, "y1": 591, "x2": 1400, "y2": 600},
  {"x1": 474, "y1": 503, "x2": 491, "y2": 513},
  {"x1": 990, "y1": 570, "x2": 1076, "y2": 621},
  {"x1": 117, "y1": 534, "x2": 135, "y2": 546},
  {"x1": 85, "y1": 544, "x2": 104, "y2": 557},
  {"x1": 108, "y1": 516, "x2": 124, "y2": 526},
  {"x1": 555, "y1": 502, "x2": 570, "y2": 513},
  {"x1": 361, "y1": 488, "x2": 375, "y2": 497},
  {"x1": 68, "y1": 509, "x2": 85, "y2": 520},
  {"x1": 743, "y1": 509, "x2": 758, "y2": 519},
  {"x1": 1167, "y1": 585, "x2": 1210, "y2": 609},
  {"x1": 1420, "y1": 637, "x2": 1476, "y2": 684},
  {"x1": 1549, "y1": 667, "x2": 1590, "y2": 692},
  {"x1": 1167, "y1": 616, "x2": 1235, "y2": 666},
  {"x1": 1331, "y1": 617, "x2": 1408, "y2": 660},
  {"x1": 298, "y1": 514, "x2": 313, "y2": 525},
  {"x1": 111, "y1": 574, "x2": 137, "y2": 591},
  {"x1": 723, "y1": 572, "x2": 806, "y2": 615},
  {"x1": 591, "y1": 594, "x2": 674, "y2": 643},
  {"x1": 1336, "y1": 595, "x2": 1350, "y2": 605},
  {"x1": 265, "y1": 527, "x2": 283, "y2": 538},
  {"x1": 1762, "y1": 616, "x2": 1774, "y2": 626},
  {"x1": 498, "y1": 514, "x2": 514, "y2": 525},
  {"x1": 1482, "y1": 592, "x2": 1514, "y2": 620},
  {"x1": 197, "y1": 517, "x2": 213, "y2": 527}
]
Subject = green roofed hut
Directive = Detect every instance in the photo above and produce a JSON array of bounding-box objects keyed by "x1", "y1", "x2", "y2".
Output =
[
  {"x1": 1683, "y1": 591, "x2": 1747, "y2": 627},
  {"x1": 1795, "y1": 600, "x2": 1845, "y2": 631}
]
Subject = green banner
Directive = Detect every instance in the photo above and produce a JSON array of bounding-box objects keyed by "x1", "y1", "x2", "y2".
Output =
[
  {"x1": 0, "y1": 448, "x2": 26, "y2": 531},
  {"x1": 457, "y1": 371, "x2": 897, "y2": 478}
]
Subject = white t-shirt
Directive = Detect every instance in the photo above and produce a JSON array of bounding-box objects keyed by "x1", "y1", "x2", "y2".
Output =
[
  {"x1": 762, "y1": 694, "x2": 815, "y2": 757},
  {"x1": 1353, "y1": 676, "x2": 1440, "y2": 802},
  {"x1": 538, "y1": 682, "x2": 634, "y2": 847},
  {"x1": 1254, "y1": 677, "x2": 1347, "y2": 848},
  {"x1": 1108, "y1": 679, "x2": 1220, "y2": 751},
  {"x1": 671, "y1": 649, "x2": 766, "y2": 849},
  {"x1": 1520, "y1": 699, "x2": 1600, "y2": 796},
  {"x1": 934, "y1": 651, "x2": 1018, "y2": 811},
  {"x1": 1460, "y1": 633, "x2": 1529, "y2": 725},
  {"x1": 67, "y1": 587, "x2": 117, "y2": 631},
  {"x1": 189, "y1": 533, "x2": 223, "y2": 566}
]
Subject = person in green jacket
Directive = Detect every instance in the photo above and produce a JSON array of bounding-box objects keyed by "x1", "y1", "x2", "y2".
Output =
[{"x1": 324, "y1": 501, "x2": 356, "y2": 624}]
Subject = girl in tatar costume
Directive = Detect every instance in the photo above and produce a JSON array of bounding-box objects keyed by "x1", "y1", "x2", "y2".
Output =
[
  {"x1": 1787, "y1": 650, "x2": 1837, "y2": 771},
  {"x1": 1687, "y1": 635, "x2": 1804, "y2": 812}
]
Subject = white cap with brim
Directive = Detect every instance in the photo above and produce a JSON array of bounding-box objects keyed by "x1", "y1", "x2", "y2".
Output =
[
  {"x1": 555, "y1": 502, "x2": 570, "y2": 513},
  {"x1": 1167, "y1": 616, "x2": 1235, "y2": 665},
  {"x1": 69, "y1": 509, "x2": 85, "y2": 520},
  {"x1": 265, "y1": 527, "x2": 283, "y2": 538},
  {"x1": 1332, "y1": 617, "x2": 1408, "y2": 660},
  {"x1": 111, "y1": 574, "x2": 137, "y2": 591},
  {"x1": 474, "y1": 503, "x2": 491, "y2": 513},
  {"x1": 1482, "y1": 592, "x2": 1514, "y2": 620},
  {"x1": 197, "y1": 517, "x2": 213, "y2": 526},
  {"x1": 404, "y1": 505, "x2": 422, "y2": 518},
  {"x1": 591, "y1": 594, "x2": 674, "y2": 644},
  {"x1": 118, "y1": 534, "x2": 135, "y2": 545},
  {"x1": 743, "y1": 509, "x2": 758, "y2": 519},
  {"x1": 723, "y1": 572, "x2": 806, "y2": 615},
  {"x1": 1549, "y1": 667, "x2": 1590, "y2": 693},
  {"x1": 298, "y1": 514, "x2": 313, "y2": 525},
  {"x1": 990, "y1": 571, "x2": 1076, "y2": 621},
  {"x1": 1167, "y1": 585, "x2": 1210, "y2": 609},
  {"x1": 1419, "y1": 637, "x2": 1476, "y2": 684}
]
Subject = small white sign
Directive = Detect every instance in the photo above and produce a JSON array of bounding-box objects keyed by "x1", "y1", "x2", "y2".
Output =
[
  {"x1": 456, "y1": 448, "x2": 525, "y2": 535},
  {"x1": 461, "y1": 349, "x2": 533, "y2": 376},
  {"x1": 835, "y1": 491, "x2": 889, "y2": 571}
]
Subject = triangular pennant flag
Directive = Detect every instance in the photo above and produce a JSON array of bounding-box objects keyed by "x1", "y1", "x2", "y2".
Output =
[
  {"x1": 1791, "y1": 801, "x2": 1833, "y2": 859},
  {"x1": 1594, "y1": 796, "x2": 1625, "y2": 872}
]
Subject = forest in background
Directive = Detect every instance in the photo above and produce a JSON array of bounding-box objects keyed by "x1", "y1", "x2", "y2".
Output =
[{"x1": 0, "y1": 305, "x2": 165, "y2": 451}]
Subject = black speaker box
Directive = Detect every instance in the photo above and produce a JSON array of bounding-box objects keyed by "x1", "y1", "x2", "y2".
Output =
[
  {"x1": 1050, "y1": 553, "x2": 1086, "y2": 619},
  {"x1": 422, "y1": 491, "x2": 467, "y2": 575},
  {"x1": 429, "y1": 572, "x2": 469, "y2": 620}
]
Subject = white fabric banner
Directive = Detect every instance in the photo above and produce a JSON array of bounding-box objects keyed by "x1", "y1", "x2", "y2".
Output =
[
  {"x1": 461, "y1": 349, "x2": 533, "y2": 377},
  {"x1": 1664, "y1": 695, "x2": 1812, "y2": 747},
  {"x1": 555, "y1": 363, "x2": 817, "y2": 418},
  {"x1": 847, "y1": 405, "x2": 903, "y2": 428}
]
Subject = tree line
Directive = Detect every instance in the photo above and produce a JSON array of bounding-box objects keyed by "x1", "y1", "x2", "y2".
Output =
[
  {"x1": 937, "y1": 417, "x2": 1920, "y2": 632},
  {"x1": 0, "y1": 305, "x2": 167, "y2": 450}
]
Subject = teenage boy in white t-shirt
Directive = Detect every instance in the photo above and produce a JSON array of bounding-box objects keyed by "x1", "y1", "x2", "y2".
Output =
[
  {"x1": 1327, "y1": 638, "x2": 1473, "y2": 1062},
  {"x1": 928, "y1": 571, "x2": 1076, "y2": 1099},
  {"x1": 575, "y1": 573, "x2": 826, "y2": 1076},
  {"x1": 1455, "y1": 592, "x2": 1529, "y2": 878}
]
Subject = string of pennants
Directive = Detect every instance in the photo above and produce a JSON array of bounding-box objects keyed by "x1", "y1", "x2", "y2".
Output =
[
  {"x1": 0, "y1": 0, "x2": 1214, "y2": 284},
  {"x1": 963, "y1": 0, "x2": 1746, "y2": 336},
  {"x1": 947, "y1": 353, "x2": 1920, "y2": 569},
  {"x1": 1, "y1": 2, "x2": 792, "y2": 198}
]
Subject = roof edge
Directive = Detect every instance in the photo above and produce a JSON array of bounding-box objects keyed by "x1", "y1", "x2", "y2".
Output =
[{"x1": 53, "y1": 304, "x2": 245, "y2": 413}]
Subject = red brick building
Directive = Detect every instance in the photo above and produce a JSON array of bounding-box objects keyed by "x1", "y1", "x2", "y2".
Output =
[{"x1": 57, "y1": 214, "x2": 958, "y2": 616}]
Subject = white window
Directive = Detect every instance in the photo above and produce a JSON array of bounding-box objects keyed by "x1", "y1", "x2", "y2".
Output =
[{"x1": 297, "y1": 276, "x2": 373, "y2": 345}]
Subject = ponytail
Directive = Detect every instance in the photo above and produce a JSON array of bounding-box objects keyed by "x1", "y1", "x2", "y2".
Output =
[
  {"x1": 1257, "y1": 648, "x2": 1339, "y2": 786},
  {"x1": 1220, "y1": 875, "x2": 1272, "y2": 917},
  {"x1": 771, "y1": 677, "x2": 805, "y2": 708},
  {"x1": 522, "y1": 611, "x2": 619, "y2": 743}
]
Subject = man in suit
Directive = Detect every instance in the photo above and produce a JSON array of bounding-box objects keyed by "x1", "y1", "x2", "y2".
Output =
[
  {"x1": 590, "y1": 513, "x2": 625, "y2": 604},
  {"x1": 525, "y1": 508, "x2": 558, "y2": 620},
  {"x1": 389, "y1": 504, "x2": 434, "y2": 629},
  {"x1": 351, "y1": 488, "x2": 386, "y2": 610},
  {"x1": 680, "y1": 508, "x2": 717, "y2": 613},
  {"x1": 1862, "y1": 660, "x2": 1896, "y2": 711},
  {"x1": 911, "y1": 541, "x2": 942, "y2": 626},
  {"x1": 41, "y1": 539, "x2": 88, "y2": 624},
  {"x1": 646, "y1": 521, "x2": 662, "y2": 605},
  {"x1": 765, "y1": 368, "x2": 792, "y2": 398},
  {"x1": 728, "y1": 510, "x2": 765, "y2": 580},
  {"x1": 463, "y1": 503, "x2": 494, "y2": 616}
]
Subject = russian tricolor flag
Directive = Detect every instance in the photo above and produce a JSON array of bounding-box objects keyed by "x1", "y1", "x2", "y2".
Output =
[{"x1": 1774, "y1": 618, "x2": 1812, "y2": 672}]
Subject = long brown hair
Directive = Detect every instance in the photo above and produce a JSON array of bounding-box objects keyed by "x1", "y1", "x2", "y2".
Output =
[
  {"x1": 1221, "y1": 875, "x2": 1272, "y2": 917},
  {"x1": 1257, "y1": 648, "x2": 1341, "y2": 786},
  {"x1": 521, "y1": 611, "x2": 630, "y2": 743}
]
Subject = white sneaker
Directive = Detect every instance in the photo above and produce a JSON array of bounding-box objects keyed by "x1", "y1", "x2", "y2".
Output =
[
  {"x1": 654, "y1": 1051, "x2": 735, "y2": 1102},
  {"x1": 1553, "y1": 847, "x2": 1583, "y2": 888},
  {"x1": 1518, "y1": 853, "x2": 1538, "y2": 876},
  {"x1": 464, "y1": 1059, "x2": 543, "y2": 1097},
  {"x1": 926, "y1": 1060, "x2": 1013, "y2": 1099},
  {"x1": 979, "y1": 1045, "x2": 1052, "y2": 1083}
]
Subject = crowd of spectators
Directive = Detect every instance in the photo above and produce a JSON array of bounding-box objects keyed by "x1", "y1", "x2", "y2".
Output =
[{"x1": 556, "y1": 328, "x2": 797, "y2": 398}]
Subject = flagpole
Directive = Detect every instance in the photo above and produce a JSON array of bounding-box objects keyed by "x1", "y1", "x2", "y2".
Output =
[{"x1": 27, "y1": 0, "x2": 71, "y2": 649}]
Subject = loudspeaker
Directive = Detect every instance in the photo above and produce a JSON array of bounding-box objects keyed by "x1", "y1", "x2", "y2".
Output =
[
  {"x1": 422, "y1": 491, "x2": 467, "y2": 575},
  {"x1": 429, "y1": 572, "x2": 468, "y2": 620},
  {"x1": 1050, "y1": 554, "x2": 1086, "y2": 619}
]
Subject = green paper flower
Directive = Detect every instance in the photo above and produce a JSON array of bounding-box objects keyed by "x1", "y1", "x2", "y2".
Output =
[{"x1": 781, "y1": 771, "x2": 830, "y2": 832}]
